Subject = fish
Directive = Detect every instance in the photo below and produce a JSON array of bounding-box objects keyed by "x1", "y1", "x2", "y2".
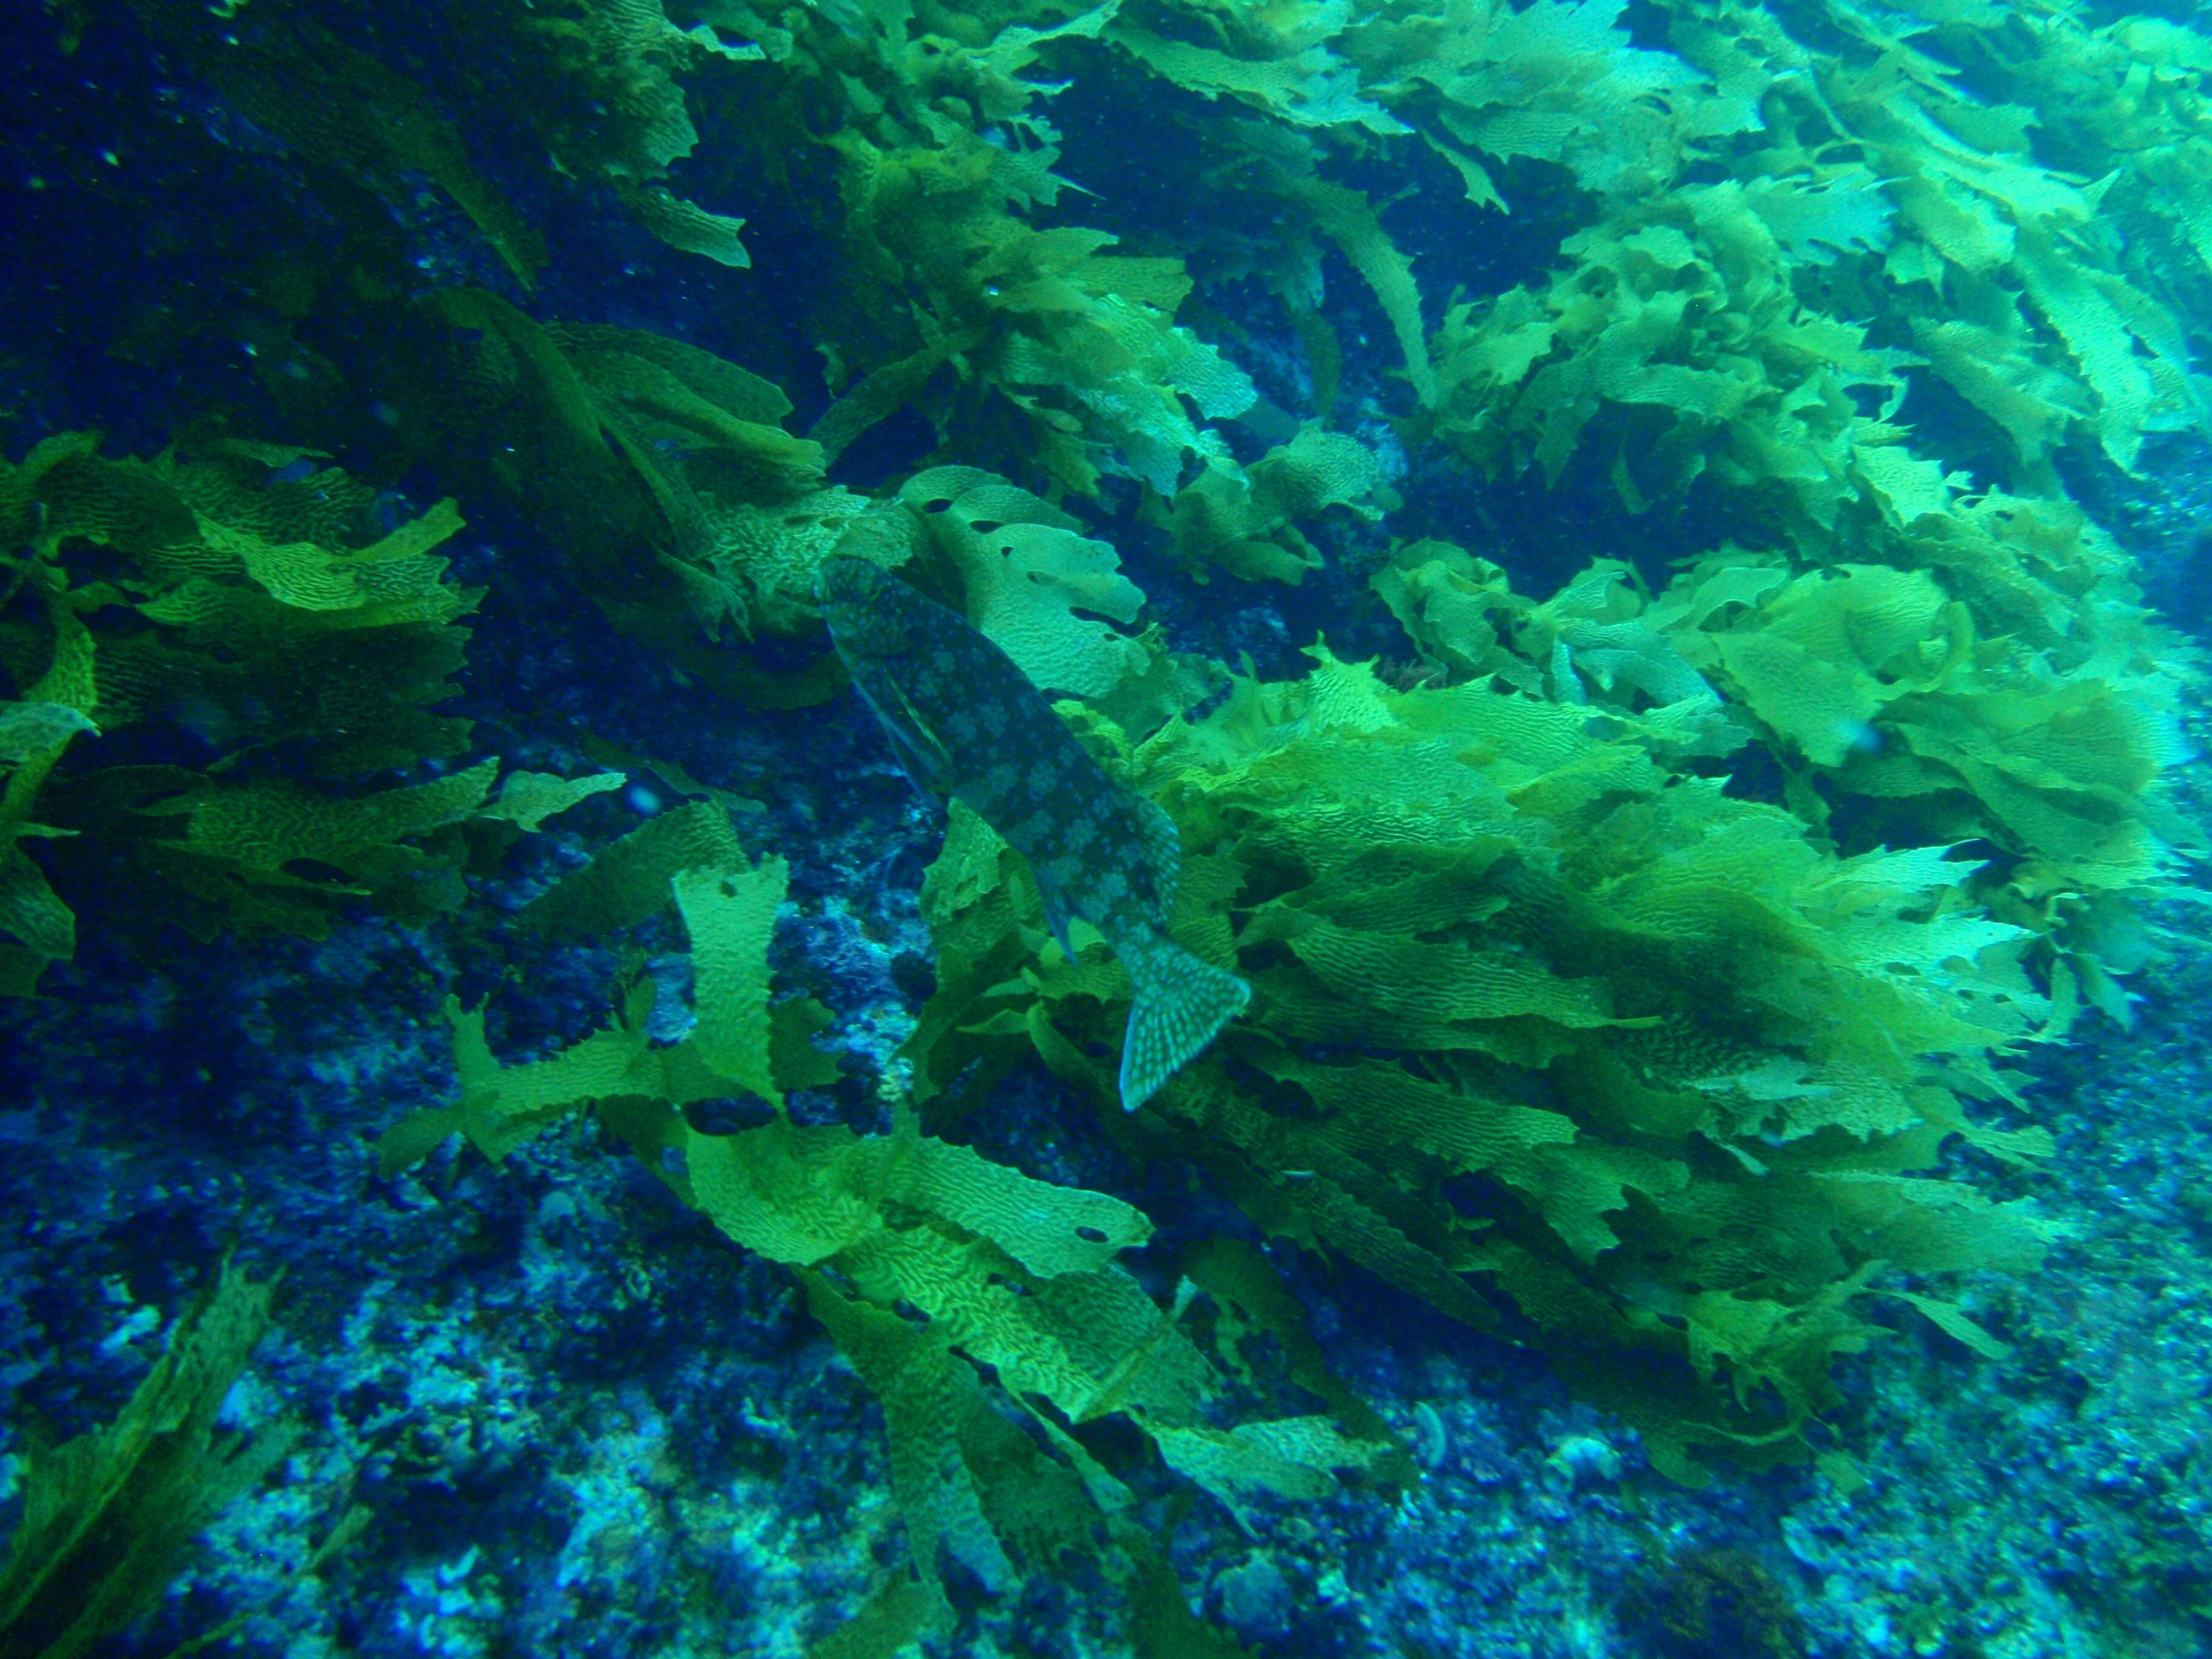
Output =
[{"x1": 817, "y1": 554, "x2": 1248, "y2": 1110}]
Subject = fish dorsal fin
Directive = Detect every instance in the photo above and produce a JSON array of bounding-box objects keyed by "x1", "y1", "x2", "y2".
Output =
[{"x1": 1131, "y1": 793, "x2": 1182, "y2": 930}]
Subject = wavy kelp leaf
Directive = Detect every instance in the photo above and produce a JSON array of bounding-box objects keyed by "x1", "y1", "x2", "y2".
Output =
[
  {"x1": 819, "y1": 78, "x2": 1254, "y2": 498},
  {"x1": 1154, "y1": 1417, "x2": 1393, "y2": 1527},
  {"x1": 1737, "y1": 169, "x2": 1895, "y2": 265},
  {"x1": 842, "y1": 468, "x2": 1151, "y2": 700},
  {"x1": 0, "y1": 685, "x2": 96, "y2": 976},
  {"x1": 1285, "y1": 922, "x2": 1622, "y2": 1031},
  {"x1": 404, "y1": 946, "x2": 1359, "y2": 1624},
  {"x1": 1657, "y1": 0, "x2": 2210, "y2": 477},
  {"x1": 551, "y1": 323, "x2": 824, "y2": 498},
  {"x1": 178, "y1": 760, "x2": 497, "y2": 876},
  {"x1": 1872, "y1": 686, "x2": 2177, "y2": 884},
  {"x1": 1880, "y1": 1289, "x2": 2008, "y2": 1359},
  {"x1": 2010, "y1": 229, "x2": 2179, "y2": 473},
  {"x1": 1355, "y1": 0, "x2": 1730, "y2": 201},
  {"x1": 803, "y1": 1575, "x2": 942, "y2": 1659},
  {"x1": 803, "y1": 1279, "x2": 1011, "y2": 1613},
  {"x1": 0, "y1": 848, "x2": 73, "y2": 967},
  {"x1": 990, "y1": 271, "x2": 1256, "y2": 495},
  {"x1": 508, "y1": 0, "x2": 761, "y2": 266},
  {"x1": 192, "y1": 497, "x2": 468, "y2": 614},
  {"x1": 8, "y1": 439, "x2": 480, "y2": 774},
  {"x1": 1697, "y1": 565, "x2": 1951, "y2": 766},
  {"x1": 1109, "y1": 24, "x2": 1407, "y2": 136},
  {"x1": 1456, "y1": 559, "x2": 1715, "y2": 709},
  {"x1": 1289, "y1": 180, "x2": 1435, "y2": 407},
  {"x1": 0, "y1": 703, "x2": 96, "y2": 763},
  {"x1": 618, "y1": 181, "x2": 751, "y2": 267},
  {"x1": 399, "y1": 294, "x2": 847, "y2": 684},
  {"x1": 672, "y1": 854, "x2": 787, "y2": 1103},
  {"x1": 695, "y1": 489, "x2": 874, "y2": 635},
  {"x1": 522, "y1": 799, "x2": 746, "y2": 939},
  {"x1": 480, "y1": 770, "x2": 626, "y2": 833},
  {"x1": 431, "y1": 987, "x2": 661, "y2": 1168},
  {"x1": 1425, "y1": 186, "x2": 1915, "y2": 518},
  {"x1": 1182, "y1": 1236, "x2": 1404, "y2": 1460},
  {"x1": 1451, "y1": 546, "x2": 2159, "y2": 999},
  {"x1": 1647, "y1": 538, "x2": 2194, "y2": 936},
  {"x1": 679, "y1": 1114, "x2": 1151, "y2": 1279},
  {"x1": 82, "y1": 762, "x2": 500, "y2": 942},
  {"x1": 1165, "y1": 1068, "x2": 1504, "y2": 1330},
  {"x1": 1370, "y1": 541, "x2": 1537, "y2": 689},
  {"x1": 0, "y1": 1261, "x2": 290, "y2": 1659},
  {"x1": 1910, "y1": 317, "x2": 2085, "y2": 473},
  {"x1": 1421, "y1": 131, "x2": 1509, "y2": 212},
  {"x1": 1168, "y1": 425, "x2": 1387, "y2": 584},
  {"x1": 383, "y1": 897, "x2": 818, "y2": 1174},
  {"x1": 800, "y1": 1270, "x2": 1253, "y2": 1639},
  {"x1": 808, "y1": 333, "x2": 980, "y2": 467},
  {"x1": 126, "y1": 6, "x2": 545, "y2": 286}
]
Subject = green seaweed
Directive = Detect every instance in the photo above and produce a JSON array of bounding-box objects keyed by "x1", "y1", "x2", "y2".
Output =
[
  {"x1": 378, "y1": 823, "x2": 1396, "y2": 1643},
  {"x1": 1375, "y1": 527, "x2": 2197, "y2": 1014},
  {"x1": 0, "y1": 1263, "x2": 290, "y2": 1659},
  {"x1": 118, "y1": 1, "x2": 547, "y2": 287},
  {"x1": 904, "y1": 643, "x2": 2060, "y2": 1479},
  {"x1": 1167, "y1": 423, "x2": 1392, "y2": 585}
]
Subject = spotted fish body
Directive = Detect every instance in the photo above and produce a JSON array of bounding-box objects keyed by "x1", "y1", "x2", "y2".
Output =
[{"x1": 818, "y1": 555, "x2": 1248, "y2": 1110}]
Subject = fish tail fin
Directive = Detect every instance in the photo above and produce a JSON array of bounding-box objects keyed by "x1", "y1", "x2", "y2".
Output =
[{"x1": 1117, "y1": 934, "x2": 1250, "y2": 1112}]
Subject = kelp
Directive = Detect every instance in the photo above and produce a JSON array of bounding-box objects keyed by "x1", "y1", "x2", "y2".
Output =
[
  {"x1": 118, "y1": 1, "x2": 548, "y2": 288},
  {"x1": 829, "y1": 466, "x2": 1162, "y2": 700},
  {"x1": 126, "y1": 0, "x2": 769, "y2": 278},
  {"x1": 552, "y1": 0, "x2": 1264, "y2": 499},
  {"x1": 371, "y1": 293, "x2": 864, "y2": 703},
  {"x1": 1166, "y1": 423, "x2": 1392, "y2": 585},
  {"x1": 0, "y1": 433, "x2": 611, "y2": 981},
  {"x1": 1376, "y1": 520, "x2": 2197, "y2": 1013},
  {"x1": 1649, "y1": 546, "x2": 2196, "y2": 1020},
  {"x1": 820, "y1": 121, "x2": 1256, "y2": 495},
  {"x1": 0, "y1": 1262, "x2": 290, "y2": 1659},
  {"x1": 1387, "y1": 0, "x2": 2211, "y2": 1019},
  {"x1": 508, "y1": 0, "x2": 760, "y2": 266},
  {"x1": 1424, "y1": 0, "x2": 2211, "y2": 511},
  {"x1": 904, "y1": 646, "x2": 2059, "y2": 1480},
  {"x1": 1107, "y1": 0, "x2": 1407, "y2": 138},
  {"x1": 1424, "y1": 178, "x2": 1914, "y2": 522},
  {"x1": 378, "y1": 816, "x2": 1398, "y2": 1644},
  {"x1": 1349, "y1": 0, "x2": 1740, "y2": 205}
]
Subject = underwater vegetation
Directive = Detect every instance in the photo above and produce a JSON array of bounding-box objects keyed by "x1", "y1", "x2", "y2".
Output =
[{"x1": 2, "y1": 0, "x2": 2210, "y2": 1649}]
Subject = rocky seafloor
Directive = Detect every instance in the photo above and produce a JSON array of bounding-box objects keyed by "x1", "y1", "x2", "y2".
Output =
[{"x1": 1, "y1": 447, "x2": 2209, "y2": 1659}]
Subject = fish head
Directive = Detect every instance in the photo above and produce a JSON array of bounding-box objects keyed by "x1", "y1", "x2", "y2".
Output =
[
  {"x1": 816, "y1": 551, "x2": 889, "y2": 614},
  {"x1": 817, "y1": 554, "x2": 930, "y2": 664}
]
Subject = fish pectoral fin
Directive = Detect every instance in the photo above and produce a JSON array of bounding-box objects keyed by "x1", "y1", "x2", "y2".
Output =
[
  {"x1": 1116, "y1": 939, "x2": 1250, "y2": 1112},
  {"x1": 880, "y1": 715, "x2": 950, "y2": 807},
  {"x1": 1039, "y1": 886, "x2": 1081, "y2": 963},
  {"x1": 890, "y1": 680, "x2": 956, "y2": 772},
  {"x1": 860, "y1": 677, "x2": 955, "y2": 805}
]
